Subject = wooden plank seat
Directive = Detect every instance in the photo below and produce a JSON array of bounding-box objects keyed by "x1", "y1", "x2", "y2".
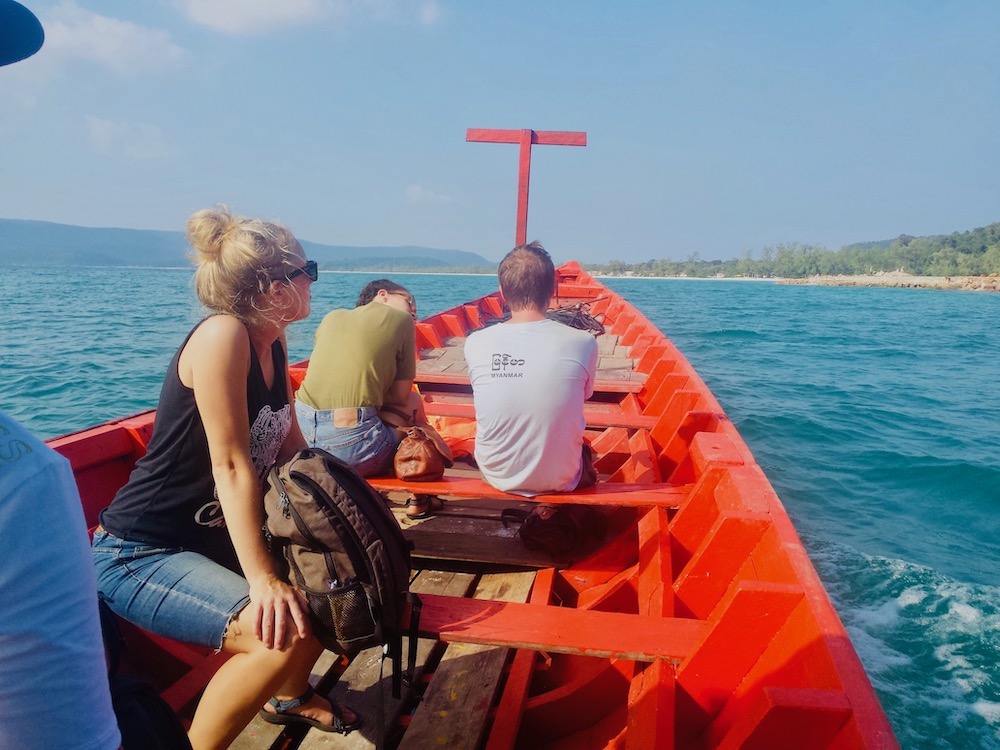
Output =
[
  {"x1": 416, "y1": 369, "x2": 646, "y2": 393},
  {"x1": 408, "y1": 594, "x2": 707, "y2": 665},
  {"x1": 367, "y1": 474, "x2": 691, "y2": 509},
  {"x1": 421, "y1": 398, "x2": 657, "y2": 430}
]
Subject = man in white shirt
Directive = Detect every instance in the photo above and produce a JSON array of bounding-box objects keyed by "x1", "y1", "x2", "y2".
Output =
[{"x1": 464, "y1": 242, "x2": 598, "y2": 495}]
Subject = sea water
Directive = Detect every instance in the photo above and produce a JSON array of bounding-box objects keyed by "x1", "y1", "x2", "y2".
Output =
[{"x1": 1, "y1": 267, "x2": 997, "y2": 749}]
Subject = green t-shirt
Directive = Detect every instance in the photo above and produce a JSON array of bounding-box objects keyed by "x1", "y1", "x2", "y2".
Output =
[{"x1": 297, "y1": 302, "x2": 416, "y2": 410}]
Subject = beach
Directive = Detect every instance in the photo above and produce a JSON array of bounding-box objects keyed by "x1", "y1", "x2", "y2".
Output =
[{"x1": 778, "y1": 270, "x2": 1000, "y2": 291}]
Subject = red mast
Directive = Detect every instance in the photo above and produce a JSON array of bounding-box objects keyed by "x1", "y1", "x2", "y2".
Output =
[{"x1": 466, "y1": 128, "x2": 587, "y2": 247}]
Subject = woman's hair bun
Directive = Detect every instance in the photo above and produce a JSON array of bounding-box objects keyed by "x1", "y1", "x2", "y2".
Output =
[{"x1": 187, "y1": 206, "x2": 239, "y2": 262}]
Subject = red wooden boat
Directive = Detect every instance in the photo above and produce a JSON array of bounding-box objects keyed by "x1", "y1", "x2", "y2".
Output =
[
  {"x1": 50, "y1": 127, "x2": 898, "y2": 748},
  {"x1": 49, "y1": 262, "x2": 898, "y2": 749}
]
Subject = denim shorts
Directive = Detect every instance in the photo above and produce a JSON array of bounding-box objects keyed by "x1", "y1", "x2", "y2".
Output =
[
  {"x1": 296, "y1": 402, "x2": 400, "y2": 477},
  {"x1": 92, "y1": 528, "x2": 250, "y2": 650}
]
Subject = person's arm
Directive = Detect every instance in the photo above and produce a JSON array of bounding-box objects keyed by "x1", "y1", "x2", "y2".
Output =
[
  {"x1": 383, "y1": 377, "x2": 415, "y2": 411},
  {"x1": 382, "y1": 314, "x2": 417, "y2": 411},
  {"x1": 183, "y1": 317, "x2": 309, "y2": 649},
  {"x1": 583, "y1": 335, "x2": 598, "y2": 400}
]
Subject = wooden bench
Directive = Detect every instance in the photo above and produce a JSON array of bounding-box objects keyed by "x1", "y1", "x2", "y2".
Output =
[
  {"x1": 367, "y1": 474, "x2": 691, "y2": 509},
  {"x1": 415, "y1": 369, "x2": 647, "y2": 393},
  {"x1": 410, "y1": 594, "x2": 707, "y2": 664},
  {"x1": 421, "y1": 398, "x2": 657, "y2": 430}
]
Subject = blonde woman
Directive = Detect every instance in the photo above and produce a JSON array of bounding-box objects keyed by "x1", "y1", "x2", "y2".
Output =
[{"x1": 93, "y1": 207, "x2": 359, "y2": 749}]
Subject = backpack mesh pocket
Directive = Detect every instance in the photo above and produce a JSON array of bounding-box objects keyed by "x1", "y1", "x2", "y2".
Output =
[{"x1": 304, "y1": 579, "x2": 378, "y2": 652}]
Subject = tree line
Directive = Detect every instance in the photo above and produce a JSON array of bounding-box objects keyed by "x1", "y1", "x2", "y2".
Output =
[{"x1": 583, "y1": 222, "x2": 1000, "y2": 278}]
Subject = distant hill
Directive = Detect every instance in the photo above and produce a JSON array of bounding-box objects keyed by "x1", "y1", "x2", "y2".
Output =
[
  {"x1": 0, "y1": 218, "x2": 495, "y2": 270},
  {"x1": 298, "y1": 240, "x2": 493, "y2": 270}
]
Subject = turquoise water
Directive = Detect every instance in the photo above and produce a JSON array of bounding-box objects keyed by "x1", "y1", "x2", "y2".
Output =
[{"x1": 2, "y1": 268, "x2": 998, "y2": 749}]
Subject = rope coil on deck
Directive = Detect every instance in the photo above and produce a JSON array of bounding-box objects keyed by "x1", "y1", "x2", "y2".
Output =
[{"x1": 481, "y1": 301, "x2": 606, "y2": 336}]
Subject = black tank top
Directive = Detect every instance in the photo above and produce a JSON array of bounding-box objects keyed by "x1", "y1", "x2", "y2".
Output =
[{"x1": 100, "y1": 319, "x2": 291, "y2": 573}]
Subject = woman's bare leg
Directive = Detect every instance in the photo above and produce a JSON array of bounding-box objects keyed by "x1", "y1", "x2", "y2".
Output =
[{"x1": 186, "y1": 605, "x2": 340, "y2": 750}]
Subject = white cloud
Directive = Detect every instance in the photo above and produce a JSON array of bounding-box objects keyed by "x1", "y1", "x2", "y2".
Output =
[
  {"x1": 174, "y1": 0, "x2": 334, "y2": 36},
  {"x1": 43, "y1": 2, "x2": 187, "y2": 77},
  {"x1": 418, "y1": 1, "x2": 441, "y2": 25},
  {"x1": 405, "y1": 184, "x2": 452, "y2": 205},
  {"x1": 175, "y1": 0, "x2": 441, "y2": 36},
  {"x1": 365, "y1": 0, "x2": 442, "y2": 26},
  {"x1": 85, "y1": 116, "x2": 179, "y2": 161}
]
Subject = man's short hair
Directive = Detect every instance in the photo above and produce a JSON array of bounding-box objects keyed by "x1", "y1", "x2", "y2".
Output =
[
  {"x1": 356, "y1": 278, "x2": 409, "y2": 307},
  {"x1": 498, "y1": 242, "x2": 555, "y2": 311}
]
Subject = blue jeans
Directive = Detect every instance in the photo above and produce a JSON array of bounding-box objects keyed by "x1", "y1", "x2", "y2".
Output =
[
  {"x1": 92, "y1": 528, "x2": 250, "y2": 650},
  {"x1": 296, "y1": 402, "x2": 399, "y2": 477}
]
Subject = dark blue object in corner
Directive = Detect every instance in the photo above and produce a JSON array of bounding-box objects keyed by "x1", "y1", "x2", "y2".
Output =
[{"x1": 0, "y1": 0, "x2": 44, "y2": 68}]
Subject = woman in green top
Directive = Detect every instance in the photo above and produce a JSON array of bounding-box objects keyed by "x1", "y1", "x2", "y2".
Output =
[{"x1": 295, "y1": 279, "x2": 419, "y2": 477}]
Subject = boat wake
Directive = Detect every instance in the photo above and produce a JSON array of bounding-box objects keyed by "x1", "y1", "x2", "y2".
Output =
[{"x1": 808, "y1": 537, "x2": 1000, "y2": 750}]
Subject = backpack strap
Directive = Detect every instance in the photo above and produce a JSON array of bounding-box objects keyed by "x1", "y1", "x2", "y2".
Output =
[
  {"x1": 500, "y1": 507, "x2": 530, "y2": 533},
  {"x1": 406, "y1": 592, "x2": 422, "y2": 688}
]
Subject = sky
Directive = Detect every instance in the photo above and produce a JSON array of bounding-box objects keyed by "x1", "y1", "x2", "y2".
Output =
[{"x1": 2, "y1": 1, "x2": 1000, "y2": 265}]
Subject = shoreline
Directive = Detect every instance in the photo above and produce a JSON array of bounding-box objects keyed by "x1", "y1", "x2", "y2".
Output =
[
  {"x1": 596, "y1": 271, "x2": 999, "y2": 291},
  {"x1": 777, "y1": 272, "x2": 1000, "y2": 292},
  {"x1": 593, "y1": 274, "x2": 777, "y2": 282}
]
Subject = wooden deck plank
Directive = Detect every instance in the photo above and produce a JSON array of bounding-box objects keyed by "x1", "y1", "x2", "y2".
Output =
[
  {"x1": 599, "y1": 355, "x2": 635, "y2": 371},
  {"x1": 300, "y1": 571, "x2": 478, "y2": 749},
  {"x1": 596, "y1": 333, "x2": 620, "y2": 354},
  {"x1": 484, "y1": 567, "x2": 556, "y2": 750},
  {"x1": 414, "y1": 355, "x2": 455, "y2": 373},
  {"x1": 399, "y1": 572, "x2": 536, "y2": 750}
]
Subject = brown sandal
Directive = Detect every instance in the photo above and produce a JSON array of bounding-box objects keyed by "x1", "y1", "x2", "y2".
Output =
[
  {"x1": 259, "y1": 686, "x2": 361, "y2": 735},
  {"x1": 406, "y1": 495, "x2": 443, "y2": 519}
]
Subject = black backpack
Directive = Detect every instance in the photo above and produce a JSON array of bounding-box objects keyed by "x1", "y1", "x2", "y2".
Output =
[
  {"x1": 98, "y1": 599, "x2": 193, "y2": 750},
  {"x1": 501, "y1": 503, "x2": 606, "y2": 557},
  {"x1": 264, "y1": 448, "x2": 417, "y2": 693}
]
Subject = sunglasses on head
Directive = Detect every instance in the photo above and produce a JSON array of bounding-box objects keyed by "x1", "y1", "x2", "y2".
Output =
[
  {"x1": 389, "y1": 291, "x2": 416, "y2": 309},
  {"x1": 286, "y1": 260, "x2": 318, "y2": 282}
]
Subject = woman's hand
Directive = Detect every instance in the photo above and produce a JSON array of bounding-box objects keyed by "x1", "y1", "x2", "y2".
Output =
[{"x1": 247, "y1": 574, "x2": 311, "y2": 650}]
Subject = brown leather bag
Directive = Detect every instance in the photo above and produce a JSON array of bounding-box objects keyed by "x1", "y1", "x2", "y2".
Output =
[{"x1": 394, "y1": 425, "x2": 453, "y2": 481}]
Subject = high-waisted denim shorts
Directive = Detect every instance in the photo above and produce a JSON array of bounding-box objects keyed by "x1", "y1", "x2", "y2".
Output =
[
  {"x1": 92, "y1": 528, "x2": 250, "y2": 650},
  {"x1": 295, "y1": 402, "x2": 399, "y2": 477}
]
